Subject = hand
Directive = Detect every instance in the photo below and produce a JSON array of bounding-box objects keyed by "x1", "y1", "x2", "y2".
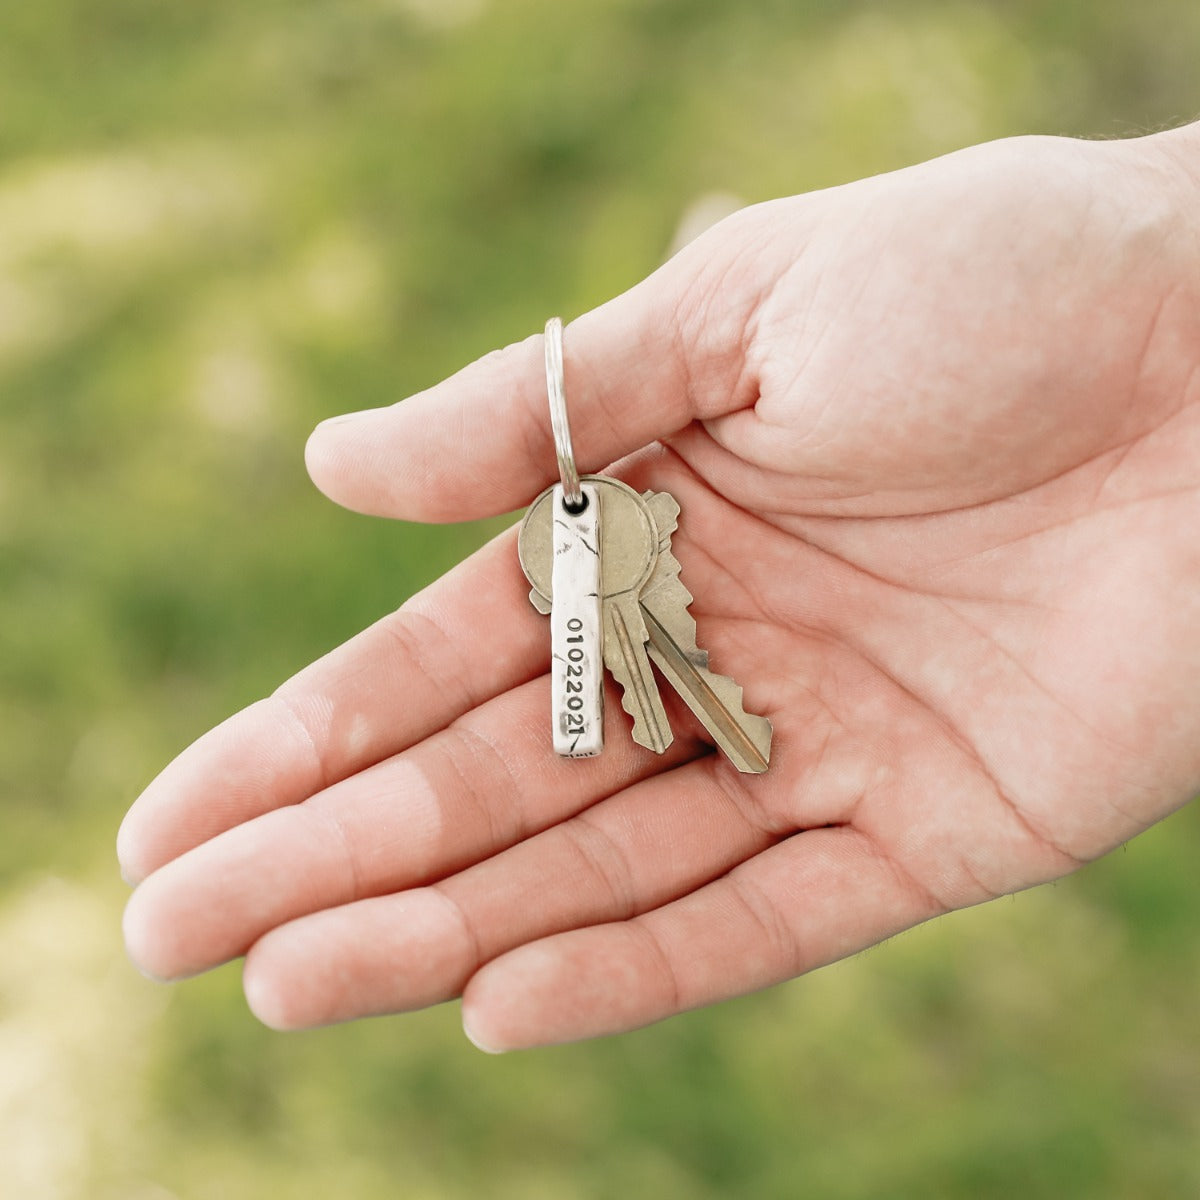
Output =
[{"x1": 119, "y1": 126, "x2": 1200, "y2": 1050}]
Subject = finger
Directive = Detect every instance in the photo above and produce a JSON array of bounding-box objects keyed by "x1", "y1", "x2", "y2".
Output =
[
  {"x1": 239, "y1": 755, "x2": 776, "y2": 1029},
  {"x1": 303, "y1": 227, "x2": 765, "y2": 522},
  {"x1": 122, "y1": 672, "x2": 704, "y2": 980},
  {"x1": 117, "y1": 526, "x2": 540, "y2": 885},
  {"x1": 461, "y1": 826, "x2": 944, "y2": 1050}
]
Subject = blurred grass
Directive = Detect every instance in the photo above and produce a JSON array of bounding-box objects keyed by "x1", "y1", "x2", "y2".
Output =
[{"x1": 1, "y1": 1, "x2": 1198, "y2": 1197}]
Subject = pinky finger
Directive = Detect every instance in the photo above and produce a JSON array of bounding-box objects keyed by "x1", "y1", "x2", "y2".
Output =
[{"x1": 461, "y1": 826, "x2": 943, "y2": 1051}]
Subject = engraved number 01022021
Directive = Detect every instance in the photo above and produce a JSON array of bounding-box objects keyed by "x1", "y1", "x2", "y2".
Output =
[{"x1": 563, "y1": 616, "x2": 587, "y2": 730}]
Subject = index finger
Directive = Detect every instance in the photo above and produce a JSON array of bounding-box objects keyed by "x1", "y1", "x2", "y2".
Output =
[{"x1": 116, "y1": 527, "x2": 542, "y2": 885}]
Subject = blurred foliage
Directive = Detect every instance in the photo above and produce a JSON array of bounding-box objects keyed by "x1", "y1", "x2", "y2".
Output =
[{"x1": 1, "y1": 0, "x2": 1198, "y2": 1197}]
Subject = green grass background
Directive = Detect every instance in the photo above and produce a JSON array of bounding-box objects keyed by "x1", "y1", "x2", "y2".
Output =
[{"x1": 2, "y1": 1, "x2": 1199, "y2": 1196}]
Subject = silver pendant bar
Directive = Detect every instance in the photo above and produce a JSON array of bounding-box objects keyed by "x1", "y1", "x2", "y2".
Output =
[{"x1": 550, "y1": 481, "x2": 604, "y2": 757}]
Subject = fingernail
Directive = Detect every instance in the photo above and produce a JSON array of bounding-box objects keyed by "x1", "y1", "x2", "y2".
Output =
[
  {"x1": 116, "y1": 826, "x2": 140, "y2": 887},
  {"x1": 463, "y1": 1019, "x2": 506, "y2": 1055}
]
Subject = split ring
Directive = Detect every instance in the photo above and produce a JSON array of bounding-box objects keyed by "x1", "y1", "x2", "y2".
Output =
[{"x1": 544, "y1": 316, "x2": 583, "y2": 511}]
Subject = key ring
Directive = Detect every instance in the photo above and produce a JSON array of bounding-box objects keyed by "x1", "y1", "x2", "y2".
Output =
[{"x1": 545, "y1": 317, "x2": 584, "y2": 512}]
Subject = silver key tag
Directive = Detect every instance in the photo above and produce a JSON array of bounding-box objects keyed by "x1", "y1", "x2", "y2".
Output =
[{"x1": 547, "y1": 482, "x2": 603, "y2": 756}]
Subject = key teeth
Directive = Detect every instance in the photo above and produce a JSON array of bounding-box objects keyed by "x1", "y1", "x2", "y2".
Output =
[
  {"x1": 604, "y1": 604, "x2": 673, "y2": 755},
  {"x1": 703, "y1": 675, "x2": 772, "y2": 774},
  {"x1": 640, "y1": 546, "x2": 698, "y2": 641},
  {"x1": 716, "y1": 679, "x2": 772, "y2": 756},
  {"x1": 614, "y1": 682, "x2": 672, "y2": 754},
  {"x1": 644, "y1": 628, "x2": 773, "y2": 774},
  {"x1": 644, "y1": 491, "x2": 680, "y2": 544}
]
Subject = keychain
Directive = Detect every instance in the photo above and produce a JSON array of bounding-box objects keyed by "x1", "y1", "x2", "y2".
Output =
[{"x1": 517, "y1": 317, "x2": 772, "y2": 773}]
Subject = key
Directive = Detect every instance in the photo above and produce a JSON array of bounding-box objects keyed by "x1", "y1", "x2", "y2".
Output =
[
  {"x1": 638, "y1": 490, "x2": 773, "y2": 774},
  {"x1": 520, "y1": 476, "x2": 673, "y2": 754}
]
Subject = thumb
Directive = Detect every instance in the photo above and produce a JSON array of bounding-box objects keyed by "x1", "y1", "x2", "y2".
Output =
[{"x1": 303, "y1": 222, "x2": 759, "y2": 521}]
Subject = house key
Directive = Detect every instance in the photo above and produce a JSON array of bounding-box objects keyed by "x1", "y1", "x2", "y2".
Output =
[{"x1": 638, "y1": 490, "x2": 773, "y2": 773}]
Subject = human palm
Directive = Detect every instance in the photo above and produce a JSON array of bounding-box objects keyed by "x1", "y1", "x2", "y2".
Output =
[{"x1": 120, "y1": 128, "x2": 1200, "y2": 1050}]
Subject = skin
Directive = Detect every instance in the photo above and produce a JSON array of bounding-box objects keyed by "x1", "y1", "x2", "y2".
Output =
[{"x1": 119, "y1": 124, "x2": 1200, "y2": 1051}]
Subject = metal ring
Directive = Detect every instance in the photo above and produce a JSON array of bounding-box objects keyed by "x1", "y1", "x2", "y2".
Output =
[{"x1": 544, "y1": 317, "x2": 583, "y2": 510}]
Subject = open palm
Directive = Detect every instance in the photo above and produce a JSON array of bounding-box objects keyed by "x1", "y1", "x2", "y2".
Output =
[{"x1": 119, "y1": 127, "x2": 1200, "y2": 1050}]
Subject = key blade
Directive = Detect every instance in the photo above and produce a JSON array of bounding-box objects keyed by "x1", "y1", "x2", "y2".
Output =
[
  {"x1": 604, "y1": 600, "x2": 673, "y2": 755},
  {"x1": 638, "y1": 533, "x2": 772, "y2": 774},
  {"x1": 643, "y1": 608, "x2": 772, "y2": 773}
]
